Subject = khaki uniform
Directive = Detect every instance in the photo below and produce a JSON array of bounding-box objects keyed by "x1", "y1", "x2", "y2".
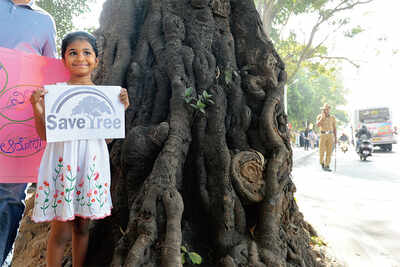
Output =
[{"x1": 317, "y1": 114, "x2": 336, "y2": 167}]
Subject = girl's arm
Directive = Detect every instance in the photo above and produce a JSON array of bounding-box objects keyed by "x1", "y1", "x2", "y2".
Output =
[
  {"x1": 105, "y1": 88, "x2": 130, "y2": 144},
  {"x1": 120, "y1": 88, "x2": 130, "y2": 110},
  {"x1": 30, "y1": 88, "x2": 47, "y2": 141}
]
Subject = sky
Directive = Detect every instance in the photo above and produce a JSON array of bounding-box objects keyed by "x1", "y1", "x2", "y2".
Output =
[
  {"x1": 332, "y1": 0, "x2": 400, "y2": 125},
  {"x1": 74, "y1": 0, "x2": 400, "y2": 125},
  {"x1": 74, "y1": 0, "x2": 105, "y2": 30}
]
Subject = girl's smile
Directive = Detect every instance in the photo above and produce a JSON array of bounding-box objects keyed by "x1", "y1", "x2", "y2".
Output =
[{"x1": 62, "y1": 39, "x2": 99, "y2": 84}]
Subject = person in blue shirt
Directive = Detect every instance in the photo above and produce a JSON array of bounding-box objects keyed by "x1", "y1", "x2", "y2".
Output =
[
  {"x1": 0, "y1": 0, "x2": 57, "y2": 264},
  {"x1": 0, "y1": 0, "x2": 56, "y2": 57}
]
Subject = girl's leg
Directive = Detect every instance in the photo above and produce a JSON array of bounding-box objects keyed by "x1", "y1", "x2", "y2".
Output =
[
  {"x1": 72, "y1": 218, "x2": 90, "y2": 267},
  {"x1": 47, "y1": 221, "x2": 73, "y2": 267}
]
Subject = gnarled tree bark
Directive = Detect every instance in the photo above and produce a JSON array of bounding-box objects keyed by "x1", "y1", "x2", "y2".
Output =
[{"x1": 13, "y1": 0, "x2": 326, "y2": 266}]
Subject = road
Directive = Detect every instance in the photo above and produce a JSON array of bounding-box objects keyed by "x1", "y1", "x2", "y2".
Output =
[{"x1": 293, "y1": 144, "x2": 400, "y2": 267}]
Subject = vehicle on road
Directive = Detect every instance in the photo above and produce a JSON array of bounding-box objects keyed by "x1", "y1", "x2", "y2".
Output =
[
  {"x1": 339, "y1": 141, "x2": 348, "y2": 153},
  {"x1": 357, "y1": 134, "x2": 373, "y2": 161},
  {"x1": 338, "y1": 133, "x2": 349, "y2": 153},
  {"x1": 352, "y1": 107, "x2": 397, "y2": 151}
]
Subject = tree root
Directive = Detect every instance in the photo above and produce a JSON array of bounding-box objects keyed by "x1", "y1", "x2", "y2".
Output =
[{"x1": 161, "y1": 189, "x2": 184, "y2": 267}]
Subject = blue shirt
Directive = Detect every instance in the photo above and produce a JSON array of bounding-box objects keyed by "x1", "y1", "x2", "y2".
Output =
[{"x1": 0, "y1": 0, "x2": 57, "y2": 58}]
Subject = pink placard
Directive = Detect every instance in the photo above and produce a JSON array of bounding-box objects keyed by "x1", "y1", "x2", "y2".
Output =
[{"x1": 0, "y1": 47, "x2": 69, "y2": 183}]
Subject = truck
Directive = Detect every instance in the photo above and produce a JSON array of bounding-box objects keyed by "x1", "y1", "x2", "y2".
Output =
[{"x1": 352, "y1": 107, "x2": 397, "y2": 151}]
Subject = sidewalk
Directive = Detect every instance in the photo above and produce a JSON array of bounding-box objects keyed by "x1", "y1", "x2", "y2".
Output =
[{"x1": 292, "y1": 145, "x2": 316, "y2": 164}]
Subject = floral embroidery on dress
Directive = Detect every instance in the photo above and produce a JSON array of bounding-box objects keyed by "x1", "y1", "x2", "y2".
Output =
[
  {"x1": 64, "y1": 164, "x2": 78, "y2": 204},
  {"x1": 74, "y1": 154, "x2": 106, "y2": 208},
  {"x1": 33, "y1": 139, "x2": 112, "y2": 222},
  {"x1": 38, "y1": 180, "x2": 51, "y2": 216},
  {"x1": 37, "y1": 157, "x2": 80, "y2": 216}
]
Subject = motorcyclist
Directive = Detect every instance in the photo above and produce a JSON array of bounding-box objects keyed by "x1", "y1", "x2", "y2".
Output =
[
  {"x1": 355, "y1": 125, "x2": 372, "y2": 152},
  {"x1": 338, "y1": 133, "x2": 349, "y2": 143}
]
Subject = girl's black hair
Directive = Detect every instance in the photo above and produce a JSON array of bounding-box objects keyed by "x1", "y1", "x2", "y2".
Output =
[{"x1": 61, "y1": 31, "x2": 98, "y2": 59}]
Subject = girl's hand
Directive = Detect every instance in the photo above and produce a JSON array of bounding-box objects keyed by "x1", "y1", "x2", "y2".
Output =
[
  {"x1": 30, "y1": 87, "x2": 47, "y2": 105},
  {"x1": 119, "y1": 88, "x2": 130, "y2": 110}
]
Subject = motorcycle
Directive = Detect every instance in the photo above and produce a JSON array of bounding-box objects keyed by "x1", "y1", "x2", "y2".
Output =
[
  {"x1": 339, "y1": 141, "x2": 348, "y2": 153},
  {"x1": 357, "y1": 134, "x2": 373, "y2": 161}
]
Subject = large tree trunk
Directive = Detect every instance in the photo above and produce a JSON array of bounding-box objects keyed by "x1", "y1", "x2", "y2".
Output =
[{"x1": 13, "y1": 0, "x2": 326, "y2": 266}]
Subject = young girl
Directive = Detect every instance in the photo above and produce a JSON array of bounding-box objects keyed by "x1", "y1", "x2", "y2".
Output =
[{"x1": 30, "y1": 31, "x2": 129, "y2": 267}]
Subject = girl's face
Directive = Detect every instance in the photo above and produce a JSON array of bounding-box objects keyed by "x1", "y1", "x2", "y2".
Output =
[{"x1": 62, "y1": 39, "x2": 98, "y2": 78}]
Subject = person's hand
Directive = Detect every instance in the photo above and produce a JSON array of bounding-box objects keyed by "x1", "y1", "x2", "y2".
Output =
[
  {"x1": 30, "y1": 87, "x2": 47, "y2": 105},
  {"x1": 119, "y1": 88, "x2": 130, "y2": 110}
]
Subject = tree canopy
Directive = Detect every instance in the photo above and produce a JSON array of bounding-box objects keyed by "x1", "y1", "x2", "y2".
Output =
[
  {"x1": 255, "y1": 0, "x2": 373, "y2": 130},
  {"x1": 287, "y1": 69, "x2": 348, "y2": 129},
  {"x1": 36, "y1": 0, "x2": 93, "y2": 47},
  {"x1": 256, "y1": 0, "x2": 373, "y2": 82}
]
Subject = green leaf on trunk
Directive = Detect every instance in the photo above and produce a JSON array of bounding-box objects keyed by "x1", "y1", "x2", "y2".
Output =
[
  {"x1": 185, "y1": 87, "x2": 193, "y2": 97},
  {"x1": 225, "y1": 69, "x2": 232, "y2": 84},
  {"x1": 188, "y1": 252, "x2": 202, "y2": 264},
  {"x1": 196, "y1": 100, "x2": 206, "y2": 109}
]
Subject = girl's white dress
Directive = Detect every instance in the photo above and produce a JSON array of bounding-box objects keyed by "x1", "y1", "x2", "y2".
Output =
[{"x1": 32, "y1": 85, "x2": 112, "y2": 222}]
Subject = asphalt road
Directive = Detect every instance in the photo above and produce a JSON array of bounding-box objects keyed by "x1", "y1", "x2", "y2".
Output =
[{"x1": 293, "y1": 144, "x2": 400, "y2": 267}]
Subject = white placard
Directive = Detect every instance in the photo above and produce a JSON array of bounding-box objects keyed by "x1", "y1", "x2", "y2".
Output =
[{"x1": 44, "y1": 85, "x2": 125, "y2": 142}]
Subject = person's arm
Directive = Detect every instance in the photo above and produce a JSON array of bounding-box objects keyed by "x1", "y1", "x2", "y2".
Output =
[
  {"x1": 333, "y1": 117, "x2": 337, "y2": 144},
  {"x1": 30, "y1": 88, "x2": 47, "y2": 141},
  {"x1": 106, "y1": 88, "x2": 130, "y2": 144},
  {"x1": 42, "y1": 15, "x2": 57, "y2": 58},
  {"x1": 316, "y1": 114, "x2": 324, "y2": 127},
  {"x1": 120, "y1": 88, "x2": 130, "y2": 111}
]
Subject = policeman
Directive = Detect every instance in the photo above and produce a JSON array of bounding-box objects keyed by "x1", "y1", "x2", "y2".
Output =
[{"x1": 316, "y1": 103, "x2": 337, "y2": 171}]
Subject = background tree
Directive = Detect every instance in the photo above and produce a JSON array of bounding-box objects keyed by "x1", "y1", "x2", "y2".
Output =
[
  {"x1": 253, "y1": 0, "x2": 371, "y2": 131},
  {"x1": 255, "y1": 0, "x2": 373, "y2": 83},
  {"x1": 13, "y1": 0, "x2": 332, "y2": 266},
  {"x1": 287, "y1": 69, "x2": 348, "y2": 130},
  {"x1": 36, "y1": 0, "x2": 94, "y2": 46}
]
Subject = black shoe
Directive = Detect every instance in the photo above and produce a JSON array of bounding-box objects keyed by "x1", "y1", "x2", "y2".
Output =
[
  {"x1": 324, "y1": 166, "x2": 332, "y2": 172},
  {"x1": 321, "y1": 164, "x2": 325, "y2": 170}
]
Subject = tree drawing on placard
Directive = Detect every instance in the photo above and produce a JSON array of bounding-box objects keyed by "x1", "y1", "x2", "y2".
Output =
[{"x1": 71, "y1": 96, "x2": 111, "y2": 121}]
